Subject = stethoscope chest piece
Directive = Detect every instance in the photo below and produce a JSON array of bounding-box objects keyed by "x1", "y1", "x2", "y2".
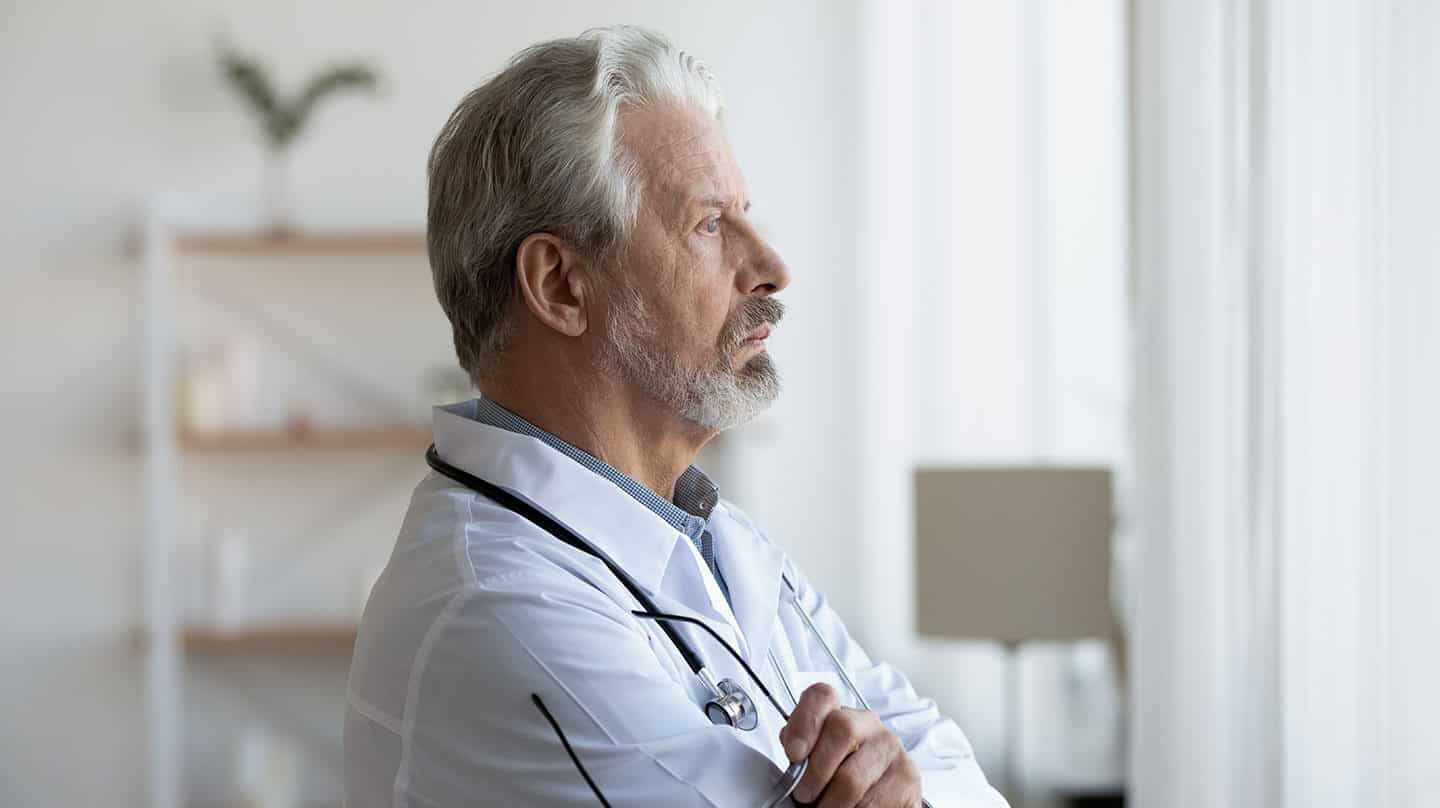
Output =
[{"x1": 702, "y1": 673, "x2": 759, "y2": 732}]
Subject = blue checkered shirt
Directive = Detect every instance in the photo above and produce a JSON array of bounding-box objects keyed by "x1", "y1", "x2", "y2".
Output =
[{"x1": 472, "y1": 397, "x2": 731, "y2": 602}]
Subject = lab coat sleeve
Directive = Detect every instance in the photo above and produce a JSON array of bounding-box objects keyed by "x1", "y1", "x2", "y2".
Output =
[
  {"x1": 391, "y1": 563, "x2": 795, "y2": 807},
  {"x1": 784, "y1": 561, "x2": 1011, "y2": 808}
]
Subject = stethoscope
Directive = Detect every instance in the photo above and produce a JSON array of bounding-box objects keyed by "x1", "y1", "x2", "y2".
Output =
[{"x1": 425, "y1": 444, "x2": 886, "y2": 806}]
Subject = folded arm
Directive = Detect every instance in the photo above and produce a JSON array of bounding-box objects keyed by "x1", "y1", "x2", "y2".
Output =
[{"x1": 781, "y1": 562, "x2": 1010, "y2": 808}]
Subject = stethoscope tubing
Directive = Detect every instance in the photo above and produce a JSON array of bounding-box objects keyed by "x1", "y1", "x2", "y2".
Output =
[
  {"x1": 424, "y1": 445, "x2": 706, "y2": 674},
  {"x1": 428, "y1": 445, "x2": 928, "y2": 807},
  {"x1": 780, "y1": 575, "x2": 872, "y2": 713}
]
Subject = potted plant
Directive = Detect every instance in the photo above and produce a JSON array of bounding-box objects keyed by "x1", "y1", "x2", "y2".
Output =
[{"x1": 218, "y1": 40, "x2": 379, "y2": 236}]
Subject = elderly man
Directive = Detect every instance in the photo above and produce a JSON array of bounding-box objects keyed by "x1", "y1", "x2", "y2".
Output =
[{"x1": 345, "y1": 26, "x2": 1006, "y2": 808}]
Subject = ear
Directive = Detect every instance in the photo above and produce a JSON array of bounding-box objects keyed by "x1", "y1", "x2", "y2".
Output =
[{"x1": 514, "y1": 232, "x2": 590, "y2": 337}]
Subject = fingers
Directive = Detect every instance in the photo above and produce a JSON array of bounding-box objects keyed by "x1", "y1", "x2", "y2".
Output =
[
  {"x1": 780, "y1": 683, "x2": 843, "y2": 763},
  {"x1": 794, "y1": 708, "x2": 878, "y2": 804},
  {"x1": 814, "y1": 731, "x2": 895, "y2": 808},
  {"x1": 848, "y1": 753, "x2": 923, "y2": 808},
  {"x1": 779, "y1": 683, "x2": 922, "y2": 807}
]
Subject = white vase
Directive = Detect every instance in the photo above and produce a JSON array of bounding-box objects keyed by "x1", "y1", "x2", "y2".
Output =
[{"x1": 261, "y1": 147, "x2": 293, "y2": 236}]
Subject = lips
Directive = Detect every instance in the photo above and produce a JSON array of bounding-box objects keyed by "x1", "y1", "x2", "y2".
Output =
[
  {"x1": 725, "y1": 297, "x2": 786, "y2": 351},
  {"x1": 735, "y1": 325, "x2": 772, "y2": 353},
  {"x1": 744, "y1": 324, "x2": 773, "y2": 343}
]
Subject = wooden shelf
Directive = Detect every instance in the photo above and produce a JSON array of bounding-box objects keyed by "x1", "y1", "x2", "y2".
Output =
[
  {"x1": 183, "y1": 624, "x2": 357, "y2": 653},
  {"x1": 172, "y1": 229, "x2": 426, "y2": 257},
  {"x1": 177, "y1": 424, "x2": 431, "y2": 453},
  {"x1": 135, "y1": 624, "x2": 359, "y2": 654}
]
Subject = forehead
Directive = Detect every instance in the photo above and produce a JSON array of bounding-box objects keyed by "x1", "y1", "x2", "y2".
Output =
[{"x1": 618, "y1": 103, "x2": 743, "y2": 211}]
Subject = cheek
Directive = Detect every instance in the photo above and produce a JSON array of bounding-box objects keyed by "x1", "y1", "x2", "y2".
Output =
[
  {"x1": 695, "y1": 283, "x2": 736, "y2": 343},
  {"x1": 661, "y1": 253, "x2": 734, "y2": 347},
  {"x1": 638, "y1": 229, "x2": 745, "y2": 355},
  {"x1": 650, "y1": 289, "x2": 728, "y2": 362},
  {"x1": 667, "y1": 296, "x2": 727, "y2": 353}
]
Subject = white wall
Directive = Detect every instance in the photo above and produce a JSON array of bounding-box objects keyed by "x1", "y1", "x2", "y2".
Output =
[
  {"x1": 0, "y1": 2, "x2": 864, "y2": 805},
  {"x1": 1383, "y1": 0, "x2": 1440, "y2": 800}
]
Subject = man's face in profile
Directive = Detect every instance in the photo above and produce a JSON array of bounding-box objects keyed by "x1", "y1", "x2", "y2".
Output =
[{"x1": 597, "y1": 103, "x2": 792, "y2": 431}]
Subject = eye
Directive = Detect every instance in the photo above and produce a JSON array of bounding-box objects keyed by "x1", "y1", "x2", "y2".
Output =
[{"x1": 700, "y1": 215, "x2": 722, "y2": 235}]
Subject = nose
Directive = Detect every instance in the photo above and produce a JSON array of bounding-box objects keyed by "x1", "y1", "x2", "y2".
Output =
[{"x1": 737, "y1": 229, "x2": 791, "y2": 297}]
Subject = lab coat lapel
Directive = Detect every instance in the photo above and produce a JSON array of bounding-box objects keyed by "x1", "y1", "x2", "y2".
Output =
[
  {"x1": 433, "y1": 401, "x2": 776, "y2": 665},
  {"x1": 431, "y1": 401, "x2": 682, "y2": 597},
  {"x1": 711, "y1": 505, "x2": 785, "y2": 668},
  {"x1": 647, "y1": 585, "x2": 744, "y2": 664}
]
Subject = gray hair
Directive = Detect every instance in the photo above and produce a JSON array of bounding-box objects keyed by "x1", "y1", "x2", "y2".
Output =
[{"x1": 426, "y1": 26, "x2": 725, "y2": 380}]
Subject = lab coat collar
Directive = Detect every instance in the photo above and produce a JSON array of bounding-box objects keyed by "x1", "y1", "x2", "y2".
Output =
[
  {"x1": 711, "y1": 502, "x2": 786, "y2": 666},
  {"x1": 431, "y1": 400, "x2": 681, "y2": 597}
]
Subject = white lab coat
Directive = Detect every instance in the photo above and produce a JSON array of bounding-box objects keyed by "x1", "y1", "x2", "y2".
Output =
[{"x1": 344, "y1": 400, "x2": 1008, "y2": 807}]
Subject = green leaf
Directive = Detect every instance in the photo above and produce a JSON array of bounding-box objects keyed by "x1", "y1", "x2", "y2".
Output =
[
  {"x1": 284, "y1": 64, "x2": 379, "y2": 145},
  {"x1": 218, "y1": 45, "x2": 287, "y2": 148},
  {"x1": 216, "y1": 40, "x2": 379, "y2": 150}
]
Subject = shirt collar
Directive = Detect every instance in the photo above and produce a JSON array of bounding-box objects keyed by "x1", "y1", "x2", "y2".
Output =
[{"x1": 471, "y1": 397, "x2": 719, "y2": 541}]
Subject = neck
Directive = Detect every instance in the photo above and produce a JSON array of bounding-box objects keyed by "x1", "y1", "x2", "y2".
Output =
[{"x1": 479, "y1": 354, "x2": 714, "y2": 501}]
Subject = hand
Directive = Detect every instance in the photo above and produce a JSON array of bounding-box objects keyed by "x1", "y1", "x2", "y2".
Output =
[{"x1": 778, "y1": 683, "x2": 922, "y2": 807}]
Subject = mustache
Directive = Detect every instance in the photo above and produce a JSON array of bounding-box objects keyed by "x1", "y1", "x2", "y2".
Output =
[{"x1": 722, "y1": 296, "x2": 786, "y2": 348}]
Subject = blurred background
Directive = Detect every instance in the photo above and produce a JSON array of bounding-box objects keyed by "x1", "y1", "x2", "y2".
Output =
[{"x1": 1, "y1": 1, "x2": 1435, "y2": 807}]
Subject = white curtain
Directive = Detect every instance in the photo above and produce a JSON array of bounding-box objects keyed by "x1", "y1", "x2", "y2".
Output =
[
  {"x1": 1130, "y1": 1, "x2": 1440, "y2": 806},
  {"x1": 857, "y1": 0, "x2": 1128, "y2": 795}
]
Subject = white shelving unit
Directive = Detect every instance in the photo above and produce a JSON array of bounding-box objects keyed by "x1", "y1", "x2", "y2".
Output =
[{"x1": 141, "y1": 211, "x2": 441, "y2": 808}]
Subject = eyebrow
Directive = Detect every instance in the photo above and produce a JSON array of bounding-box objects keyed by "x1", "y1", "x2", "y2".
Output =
[{"x1": 696, "y1": 196, "x2": 752, "y2": 213}]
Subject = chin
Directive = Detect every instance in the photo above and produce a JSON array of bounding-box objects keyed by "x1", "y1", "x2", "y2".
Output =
[{"x1": 736, "y1": 351, "x2": 775, "y2": 377}]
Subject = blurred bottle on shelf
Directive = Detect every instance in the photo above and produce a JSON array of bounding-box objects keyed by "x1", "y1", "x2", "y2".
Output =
[
  {"x1": 234, "y1": 722, "x2": 304, "y2": 808},
  {"x1": 179, "y1": 331, "x2": 264, "y2": 437}
]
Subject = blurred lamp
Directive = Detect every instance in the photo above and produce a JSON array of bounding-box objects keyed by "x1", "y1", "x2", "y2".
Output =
[{"x1": 914, "y1": 467, "x2": 1115, "y2": 799}]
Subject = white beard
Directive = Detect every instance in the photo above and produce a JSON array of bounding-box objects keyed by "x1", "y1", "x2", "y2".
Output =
[{"x1": 600, "y1": 284, "x2": 782, "y2": 432}]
